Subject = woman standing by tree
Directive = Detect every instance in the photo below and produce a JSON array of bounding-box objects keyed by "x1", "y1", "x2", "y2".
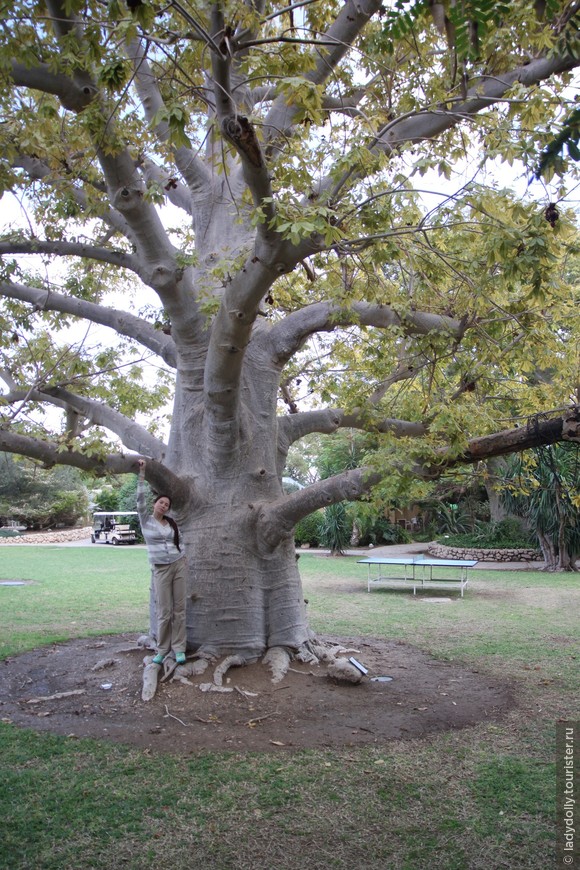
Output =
[{"x1": 137, "y1": 460, "x2": 187, "y2": 665}]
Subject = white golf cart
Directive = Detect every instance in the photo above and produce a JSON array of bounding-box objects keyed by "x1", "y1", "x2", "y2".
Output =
[{"x1": 91, "y1": 511, "x2": 138, "y2": 545}]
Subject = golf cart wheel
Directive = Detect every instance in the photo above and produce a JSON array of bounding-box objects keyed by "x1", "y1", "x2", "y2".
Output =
[
  {"x1": 90, "y1": 534, "x2": 96, "y2": 543},
  {"x1": 112, "y1": 537, "x2": 119, "y2": 545}
]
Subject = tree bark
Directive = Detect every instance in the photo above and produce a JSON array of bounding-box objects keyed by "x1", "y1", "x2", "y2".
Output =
[
  {"x1": 484, "y1": 457, "x2": 509, "y2": 523},
  {"x1": 538, "y1": 530, "x2": 558, "y2": 572}
]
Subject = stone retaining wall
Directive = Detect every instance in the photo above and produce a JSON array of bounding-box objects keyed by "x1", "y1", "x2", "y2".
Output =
[
  {"x1": 428, "y1": 542, "x2": 543, "y2": 562},
  {"x1": 0, "y1": 526, "x2": 92, "y2": 545}
]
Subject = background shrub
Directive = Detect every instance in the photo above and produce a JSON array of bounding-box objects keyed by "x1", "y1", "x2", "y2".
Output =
[
  {"x1": 440, "y1": 517, "x2": 536, "y2": 549},
  {"x1": 294, "y1": 512, "x2": 323, "y2": 547},
  {"x1": 357, "y1": 516, "x2": 412, "y2": 546}
]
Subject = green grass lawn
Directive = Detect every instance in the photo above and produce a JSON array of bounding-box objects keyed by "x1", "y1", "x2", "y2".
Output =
[
  {"x1": 0, "y1": 547, "x2": 578, "y2": 870},
  {"x1": 0, "y1": 546, "x2": 150, "y2": 658}
]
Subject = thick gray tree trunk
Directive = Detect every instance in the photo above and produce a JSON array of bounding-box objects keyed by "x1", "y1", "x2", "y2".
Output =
[
  {"x1": 161, "y1": 336, "x2": 313, "y2": 659},
  {"x1": 183, "y1": 523, "x2": 309, "y2": 658}
]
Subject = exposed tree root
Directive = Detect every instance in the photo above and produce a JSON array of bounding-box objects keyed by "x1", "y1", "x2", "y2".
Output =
[
  {"x1": 137, "y1": 634, "x2": 156, "y2": 651},
  {"x1": 141, "y1": 659, "x2": 160, "y2": 701},
  {"x1": 190, "y1": 658, "x2": 210, "y2": 675},
  {"x1": 199, "y1": 682, "x2": 233, "y2": 693},
  {"x1": 297, "y1": 640, "x2": 365, "y2": 683},
  {"x1": 91, "y1": 658, "x2": 119, "y2": 671},
  {"x1": 197, "y1": 654, "x2": 246, "y2": 693},
  {"x1": 295, "y1": 644, "x2": 319, "y2": 665},
  {"x1": 140, "y1": 638, "x2": 368, "y2": 702},
  {"x1": 261, "y1": 640, "x2": 366, "y2": 684},
  {"x1": 263, "y1": 647, "x2": 291, "y2": 683},
  {"x1": 213, "y1": 654, "x2": 245, "y2": 686},
  {"x1": 326, "y1": 658, "x2": 364, "y2": 684}
]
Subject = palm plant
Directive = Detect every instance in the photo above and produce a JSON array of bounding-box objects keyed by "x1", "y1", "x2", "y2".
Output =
[
  {"x1": 501, "y1": 444, "x2": 580, "y2": 571},
  {"x1": 319, "y1": 502, "x2": 352, "y2": 556}
]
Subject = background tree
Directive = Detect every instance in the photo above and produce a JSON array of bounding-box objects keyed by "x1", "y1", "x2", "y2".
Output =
[
  {"x1": 284, "y1": 434, "x2": 323, "y2": 488},
  {"x1": 483, "y1": 457, "x2": 510, "y2": 523},
  {"x1": 0, "y1": 453, "x2": 88, "y2": 529},
  {"x1": 501, "y1": 443, "x2": 580, "y2": 571},
  {"x1": 90, "y1": 483, "x2": 120, "y2": 512},
  {"x1": 1, "y1": 1, "x2": 579, "y2": 669}
]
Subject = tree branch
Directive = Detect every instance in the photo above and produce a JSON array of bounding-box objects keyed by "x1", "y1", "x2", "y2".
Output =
[
  {"x1": 0, "y1": 281, "x2": 177, "y2": 368},
  {"x1": 0, "y1": 429, "x2": 137, "y2": 475},
  {"x1": 259, "y1": 467, "x2": 381, "y2": 547},
  {"x1": 0, "y1": 428, "x2": 192, "y2": 507},
  {"x1": 128, "y1": 39, "x2": 212, "y2": 197},
  {"x1": 11, "y1": 155, "x2": 134, "y2": 242},
  {"x1": 260, "y1": 406, "x2": 580, "y2": 548},
  {"x1": 278, "y1": 408, "x2": 427, "y2": 448},
  {"x1": 10, "y1": 61, "x2": 93, "y2": 113},
  {"x1": 449, "y1": 407, "x2": 580, "y2": 466},
  {"x1": 203, "y1": 254, "x2": 287, "y2": 424},
  {"x1": 325, "y1": 53, "x2": 580, "y2": 203},
  {"x1": 262, "y1": 0, "x2": 382, "y2": 148},
  {"x1": 33, "y1": 2, "x2": 179, "y2": 282},
  {"x1": 380, "y1": 55, "x2": 580, "y2": 151},
  {"x1": 209, "y1": 9, "x2": 276, "y2": 224},
  {"x1": 141, "y1": 158, "x2": 193, "y2": 216},
  {"x1": 0, "y1": 240, "x2": 140, "y2": 274},
  {"x1": 2, "y1": 387, "x2": 166, "y2": 459},
  {"x1": 11, "y1": 62, "x2": 176, "y2": 276},
  {"x1": 268, "y1": 301, "x2": 465, "y2": 365}
]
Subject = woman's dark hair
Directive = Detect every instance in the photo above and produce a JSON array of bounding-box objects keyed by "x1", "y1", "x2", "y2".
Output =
[{"x1": 154, "y1": 494, "x2": 181, "y2": 551}]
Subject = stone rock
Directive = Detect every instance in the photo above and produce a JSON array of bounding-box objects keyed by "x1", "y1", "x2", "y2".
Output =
[
  {"x1": 0, "y1": 527, "x2": 92, "y2": 545},
  {"x1": 427, "y1": 542, "x2": 542, "y2": 562}
]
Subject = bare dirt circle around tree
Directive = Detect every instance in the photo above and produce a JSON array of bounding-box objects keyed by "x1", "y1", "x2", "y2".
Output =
[{"x1": 0, "y1": 633, "x2": 514, "y2": 754}]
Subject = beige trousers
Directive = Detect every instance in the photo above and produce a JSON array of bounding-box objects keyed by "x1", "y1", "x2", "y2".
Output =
[{"x1": 152, "y1": 557, "x2": 187, "y2": 656}]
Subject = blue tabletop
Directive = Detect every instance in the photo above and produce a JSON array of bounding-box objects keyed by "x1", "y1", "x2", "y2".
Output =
[{"x1": 357, "y1": 557, "x2": 478, "y2": 567}]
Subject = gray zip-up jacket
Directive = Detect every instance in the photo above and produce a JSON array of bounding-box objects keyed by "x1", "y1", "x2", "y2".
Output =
[{"x1": 137, "y1": 479, "x2": 182, "y2": 566}]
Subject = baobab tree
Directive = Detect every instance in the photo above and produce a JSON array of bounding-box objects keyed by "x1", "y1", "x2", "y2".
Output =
[{"x1": 1, "y1": 0, "x2": 579, "y2": 674}]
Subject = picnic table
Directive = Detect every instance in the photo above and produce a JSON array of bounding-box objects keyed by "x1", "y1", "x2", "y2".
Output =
[{"x1": 357, "y1": 555, "x2": 478, "y2": 597}]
